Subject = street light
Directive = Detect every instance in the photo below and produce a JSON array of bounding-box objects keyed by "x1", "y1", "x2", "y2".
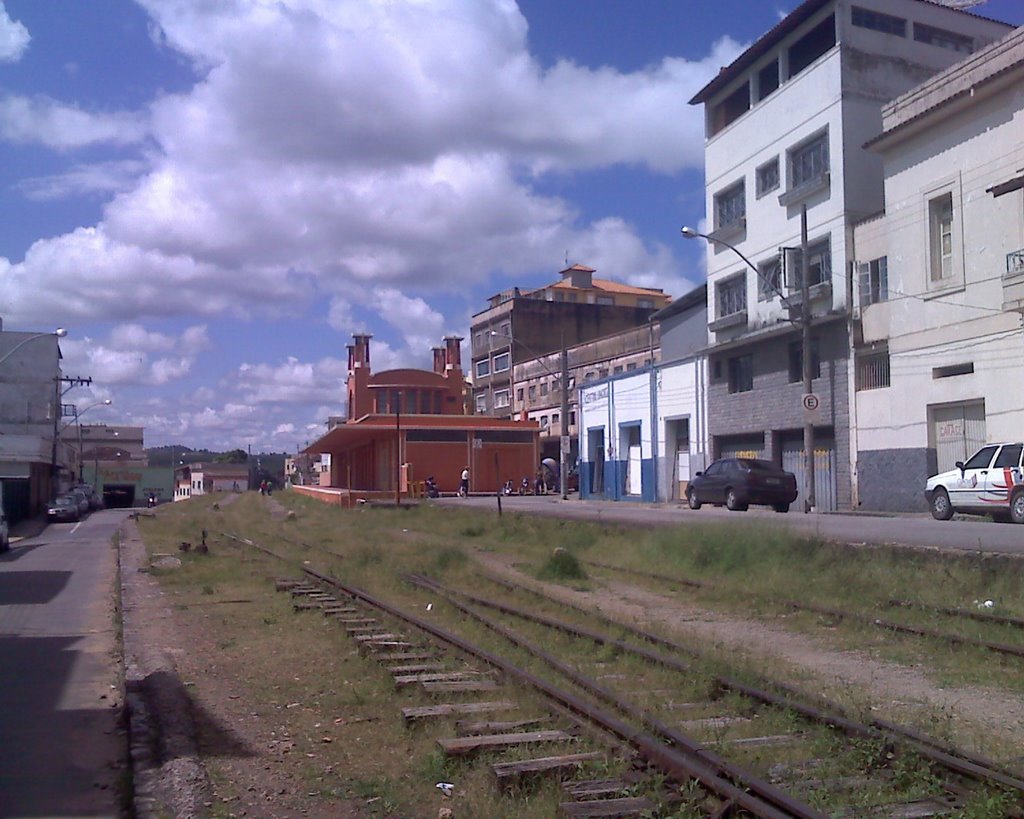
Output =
[
  {"x1": 0, "y1": 327, "x2": 67, "y2": 368},
  {"x1": 682, "y1": 210, "x2": 816, "y2": 513},
  {"x1": 490, "y1": 330, "x2": 571, "y2": 500}
]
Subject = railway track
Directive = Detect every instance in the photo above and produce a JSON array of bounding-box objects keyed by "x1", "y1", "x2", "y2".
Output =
[
  {"x1": 224, "y1": 531, "x2": 1024, "y2": 817},
  {"x1": 586, "y1": 559, "x2": 1024, "y2": 662}
]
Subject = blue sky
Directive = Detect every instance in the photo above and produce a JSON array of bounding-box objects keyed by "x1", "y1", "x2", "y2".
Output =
[{"x1": 1, "y1": 1, "x2": 1022, "y2": 452}]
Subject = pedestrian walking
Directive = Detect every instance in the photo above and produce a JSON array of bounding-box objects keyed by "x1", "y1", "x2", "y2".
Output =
[{"x1": 459, "y1": 466, "x2": 469, "y2": 497}]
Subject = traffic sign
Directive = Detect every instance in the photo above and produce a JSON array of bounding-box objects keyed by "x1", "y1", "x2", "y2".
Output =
[{"x1": 802, "y1": 393, "x2": 820, "y2": 421}]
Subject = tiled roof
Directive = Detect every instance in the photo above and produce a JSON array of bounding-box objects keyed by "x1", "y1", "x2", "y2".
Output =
[{"x1": 545, "y1": 278, "x2": 667, "y2": 297}]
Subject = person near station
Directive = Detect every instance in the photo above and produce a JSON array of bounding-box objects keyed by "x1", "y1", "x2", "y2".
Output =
[{"x1": 459, "y1": 466, "x2": 469, "y2": 497}]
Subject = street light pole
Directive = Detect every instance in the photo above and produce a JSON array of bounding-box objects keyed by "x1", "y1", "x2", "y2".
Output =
[
  {"x1": 60, "y1": 399, "x2": 112, "y2": 483},
  {"x1": 681, "y1": 215, "x2": 816, "y2": 512}
]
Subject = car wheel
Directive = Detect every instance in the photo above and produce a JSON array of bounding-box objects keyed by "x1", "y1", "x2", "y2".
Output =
[
  {"x1": 930, "y1": 488, "x2": 954, "y2": 521},
  {"x1": 686, "y1": 489, "x2": 701, "y2": 510},
  {"x1": 725, "y1": 488, "x2": 747, "y2": 512},
  {"x1": 773, "y1": 503, "x2": 789, "y2": 513},
  {"x1": 1011, "y1": 490, "x2": 1024, "y2": 525}
]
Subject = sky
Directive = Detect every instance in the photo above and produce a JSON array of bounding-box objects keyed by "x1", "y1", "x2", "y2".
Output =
[{"x1": 2, "y1": 0, "x2": 1022, "y2": 454}]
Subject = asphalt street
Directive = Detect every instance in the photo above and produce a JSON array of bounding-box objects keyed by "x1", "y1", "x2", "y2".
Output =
[
  {"x1": 0, "y1": 509, "x2": 132, "y2": 819},
  {"x1": 443, "y1": 494, "x2": 1024, "y2": 556}
]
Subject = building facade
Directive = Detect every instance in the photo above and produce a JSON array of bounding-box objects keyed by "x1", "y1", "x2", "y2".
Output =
[
  {"x1": 303, "y1": 334, "x2": 539, "y2": 499},
  {"x1": 0, "y1": 326, "x2": 66, "y2": 522},
  {"x1": 852, "y1": 25, "x2": 1024, "y2": 510},
  {"x1": 689, "y1": 0, "x2": 1012, "y2": 510},
  {"x1": 470, "y1": 264, "x2": 670, "y2": 420},
  {"x1": 578, "y1": 285, "x2": 709, "y2": 503},
  {"x1": 513, "y1": 323, "x2": 660, "y2": 470}
]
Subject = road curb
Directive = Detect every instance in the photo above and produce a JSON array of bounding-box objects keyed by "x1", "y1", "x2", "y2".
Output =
[{"x1": 118, "y1": 518, "x2": 211, "y2": 818}]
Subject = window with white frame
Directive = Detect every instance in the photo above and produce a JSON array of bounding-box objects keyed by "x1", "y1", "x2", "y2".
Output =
[
  {"x1": 789, "y1": 132, "x2": 829, "y2": 190},
  {"x1": 756, "y1": 158, "x2": 779, "y2": 197},
  {"x1": 493, "y1": 389, "x2": 510, "y2": 409},
  {"x1": 716, "y1": 274, "x2": 747, "y2": 318},
  {"x1": 714, "y1": 181, "x2": 746, "y2": 230},
  {"x1": 757, "y1": 257, "x2": 782, "y2": 301},
  {"x1": 474, "y1": 392, "x2": 487, "y2": 412},
  {"x1": 928, "y1": 192, "x2": 954, "y2": 284},
  {"x1": 475, "y1": 359, "x2": 490, "y2": 378},
  {"x1": 787, "y1": 238, "x2": 831, "y2": 290},
  {"x1": 858, "y1": 257, "x2": 888, "y2": 306},
  {"x1": 493, "y1": 352, "x2": 510, "y2": 373},
  {"x1": 540, "y1": 415, "x2": 549, "y2": 427}
]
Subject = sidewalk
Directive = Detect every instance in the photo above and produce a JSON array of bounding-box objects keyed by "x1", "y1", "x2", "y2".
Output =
[{"x1": 10, "y1": 514, "x2": 49, "y2": 543}]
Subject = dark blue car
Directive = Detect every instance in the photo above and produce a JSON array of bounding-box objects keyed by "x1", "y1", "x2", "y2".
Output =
[{"x1": 686, "y1": 458, "x2": 798, "y2": 513}]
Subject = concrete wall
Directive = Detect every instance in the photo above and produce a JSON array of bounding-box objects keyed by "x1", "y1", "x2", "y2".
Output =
[
  {"x1": 707, "y1": 320, "x2": 852, "y2": 507},
  {"x1": 852, "y1": 30, "x2": 1024, "y2": 508},
  {"x1": 660, "y1": 301, "x2": 708, "y2": 365}
]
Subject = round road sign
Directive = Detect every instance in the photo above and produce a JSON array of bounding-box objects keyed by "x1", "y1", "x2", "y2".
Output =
[{"x1": 802, "y1": 393, "x2": 820, "y2": 412}]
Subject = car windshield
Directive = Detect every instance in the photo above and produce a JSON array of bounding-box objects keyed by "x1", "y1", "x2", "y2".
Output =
[{"x1": 54, "y1": 497, "x2": 74, "y2": 507}]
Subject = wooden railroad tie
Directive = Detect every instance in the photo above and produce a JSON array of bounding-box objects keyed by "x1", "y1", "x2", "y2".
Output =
[
  {"x1": 402, "y1": 701, "x2": 516, "y2": 724},
  {"x1": 274, "y1": 579, "x2": 303, "y2": 591},
  {"x1": 386, "y1": 662, "x2": 447, "y2": 674},
  {"x1": 337, "y1": 617, "x2": 379, "y2": 626},
  {"x1": 438, "y1": 729, "x2": 575, "y2": 757},
  {"x1": 456, "y1": 716, "x2": 550, "y2": 736},
  {"x1": 346, "y1": 625, "x2": 388, "y2": 635},
  {"x1": 353, "y1": 632, "x2": 401, "y2": 642},
  {"x1": 292, "y1": 601, "x2": 324, "y2": 612},
  {"x1": 394, "y1": 671, "x2": 480, "y2": 689},
  {"x1": 322, "y1": 606, "x2": 357, "y2": 615},
  {"x1": 492, "y1": 751, "x2": 604, "y2": 788},
  {"x1": 423, "y1": 680, "x2": 499, "y2": 693},
  {"x1": 359, "y1": 640, "x2": 414, "y2": 654},
  {"x1": 562, "y1": 777, "x2": 638, "y2": 801},
  {"x1": 377, "y1": 651, "x2": 438, "y2": 663}
]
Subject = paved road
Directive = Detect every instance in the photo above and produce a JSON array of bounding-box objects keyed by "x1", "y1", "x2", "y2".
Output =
[
  {"x1": 0, "y1": 509, "x2": 132, "y2": 818},
  {"x1": 444, "y1": 494, "x2": 1024, "y2": 556}
]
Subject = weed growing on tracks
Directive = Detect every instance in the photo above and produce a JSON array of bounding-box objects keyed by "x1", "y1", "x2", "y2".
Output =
[{"x1": 536, "y1": 548, "x2": 587, "y2": 582}]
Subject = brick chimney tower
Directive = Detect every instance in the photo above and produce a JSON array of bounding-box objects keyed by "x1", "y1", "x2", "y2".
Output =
[
  {"x1": 443, "y1": 336, "x2": 463, "y2": 375},
  {"x1": 432, "y1": 346, "x2": 446, "y2": 375},
  {"x1": 346, "y1": 333, "x2": 373, "y2": 420}
]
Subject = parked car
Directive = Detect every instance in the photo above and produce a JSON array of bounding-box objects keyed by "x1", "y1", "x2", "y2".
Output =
[
  {"x1": 686, "y1": 458, "x2": 799, "y2": 513},
  {"x1": 72, "y1": 483, "x2": 103, "y2": 510},
  {"x1": 65, "y1": 489, "x2": 90, "y2": 516},
  {"x1": 925, "y1": 442, "x2": 1024, "y2": 523},
  {"x1": 47, "y1": 496, "x2": 81, "y2": 522}
]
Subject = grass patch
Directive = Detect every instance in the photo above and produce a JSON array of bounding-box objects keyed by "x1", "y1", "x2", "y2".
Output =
[{"x1": 536, "y1": 548, "x2": 587, "y2": 582}]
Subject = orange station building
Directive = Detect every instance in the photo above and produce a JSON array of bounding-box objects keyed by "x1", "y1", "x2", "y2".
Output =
[{"x1": 296, "y1": 334, "x2": 540, "y2": 503}]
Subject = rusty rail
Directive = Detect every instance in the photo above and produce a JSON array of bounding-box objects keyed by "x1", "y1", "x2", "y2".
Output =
[
  {"x1": 476, "y1": 568, "x2": 1024, "y2": 794},
  {"x1": 295, "y1": 563, "x2": 817, "y2": 818}
]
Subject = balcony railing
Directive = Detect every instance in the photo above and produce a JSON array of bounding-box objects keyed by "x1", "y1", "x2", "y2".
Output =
[{"x1": 1008, "y1": 249, "x2": 1024, "y2": 276}]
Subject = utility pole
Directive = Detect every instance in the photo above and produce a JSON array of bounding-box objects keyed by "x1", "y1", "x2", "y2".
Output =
[
  {"x1": 800, "y1": 204, "x2": 816, "y2": 512},
  {"x1": 560, "y1": 337, "x2": 569, "y2": 500}
]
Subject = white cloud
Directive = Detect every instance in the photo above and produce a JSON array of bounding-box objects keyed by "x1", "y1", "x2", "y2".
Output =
[
  {"x1": 0, "y1": 3, "x2": 29, "y2": 63},
  {"x1": 0, "y1": 94, "x2": 148, "y2": 149},
  {"x1": 14, "y1": 159, "x2": 148, "y2": 201},
  {"x1": 232, "y1": 355, "x2": 348, "y2": 404},
  {"x1": 59, "y1": 323, "x2": 211, "y2": 386},
  {"x1": 1, "y1": 1, "x2": 731, "y2": 329}
]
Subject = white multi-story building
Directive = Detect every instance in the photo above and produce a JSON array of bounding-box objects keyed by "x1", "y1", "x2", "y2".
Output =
[
  {"x1": 689, "y1": 0, "x2": 1013, "y2": 510},
  {"x1": 852, "y1": 25, "x2": 1024, "y2": 511}
]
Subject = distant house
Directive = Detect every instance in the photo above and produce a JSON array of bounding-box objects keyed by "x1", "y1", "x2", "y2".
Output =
[{"x1": 174, "y1": 462, "x2": 249, "y2": 501}]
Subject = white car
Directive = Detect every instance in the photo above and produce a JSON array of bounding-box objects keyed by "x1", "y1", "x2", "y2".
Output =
[{"x1": 925, "y1": 442, "x2": 1024, "y2": 523}]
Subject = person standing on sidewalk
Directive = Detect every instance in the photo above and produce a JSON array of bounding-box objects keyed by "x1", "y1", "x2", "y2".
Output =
[{"x1": 459, "y1": 466, "x2": 469, "y2": 497}]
